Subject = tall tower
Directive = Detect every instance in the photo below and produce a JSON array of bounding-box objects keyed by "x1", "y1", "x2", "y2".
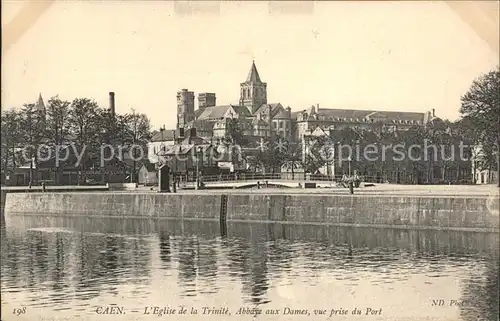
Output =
[
  {"x1": 239, "y1": 61, "x2": 267, "y2": 114},
  {"x1": 177, "y1": 89, "x2": 195, "y2": 129},
  {"x1": 198, "y1": 93, "x2": 216, "y2": 109}
]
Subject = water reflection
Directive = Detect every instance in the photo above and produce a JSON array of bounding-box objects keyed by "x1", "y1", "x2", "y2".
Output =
[{"x1": 1, "y1": 216, "x2": 498, "y2": 320}]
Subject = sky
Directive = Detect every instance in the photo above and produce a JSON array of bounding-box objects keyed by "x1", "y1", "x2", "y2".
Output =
[{"x1": 2, "y1": 1, "x2": 499, "y2": 130}]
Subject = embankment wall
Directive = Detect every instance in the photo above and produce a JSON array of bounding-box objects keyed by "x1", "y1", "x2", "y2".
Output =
[{"x1": 3, "y1": 192, "x2": 499, "y2": 232}]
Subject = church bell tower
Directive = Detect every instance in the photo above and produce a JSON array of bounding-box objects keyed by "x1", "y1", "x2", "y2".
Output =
[{"x1": 239, "y1": 61, "x2": 267, "y2": 114}]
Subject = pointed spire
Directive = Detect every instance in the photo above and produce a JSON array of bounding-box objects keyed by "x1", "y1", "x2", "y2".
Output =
[
  {"x1": 36, "y1": 93, "x2": 46, "y2": 111},
  {"x1": 246, "y1": 60, "x2": 262, "y2": 83}
]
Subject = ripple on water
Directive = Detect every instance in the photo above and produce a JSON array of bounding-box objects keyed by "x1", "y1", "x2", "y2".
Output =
[{"x1": 1, "y1": 221, "x2": 498, "y2": 320}]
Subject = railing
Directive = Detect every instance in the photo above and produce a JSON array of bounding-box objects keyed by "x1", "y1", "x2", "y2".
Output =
[
  {"x1": 182, "y1": 173, "x2": 417, "y2": 185},
  {"x1": 182, "y1": 173, "x2": 363, "y2": 184}
]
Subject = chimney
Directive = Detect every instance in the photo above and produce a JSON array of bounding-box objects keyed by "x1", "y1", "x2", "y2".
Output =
[
  {"x1": 109, "y1": 92, "x2": 115, "y2": 117},
  {"x1": 286, "y1": 106, "x2": 291, "y2": 118},
  {"x1": 432, "y1": 109, "x2": 435, "y2": 117},
  {"x1": 315, "y1": 103, "x2": 319, "y2": 114}
]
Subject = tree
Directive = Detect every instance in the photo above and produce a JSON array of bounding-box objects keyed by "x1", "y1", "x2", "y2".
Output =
[
  {"x1": 224, "y1": 118, "x2": 248, "y2": 146},
  {"x1": 19, "y1": 103, "x2": 45, "y2": 184},
  {"x1": 44, "y1": 96, "x2": 71, "y2": 184},
  {"x1": 460, "y1": 68, "x2": 500, "y2": 186},
  {"x1": 282, "y1": 141, "x2": 303, "y2": 179},
  {"x1": 45, "y1": 96, "x2": 71, "y2": 146},
  {"x1": 1, "y1": 109, "x2": 22, "y2": 177},
  {"x1": 69, "y1": 98, "x2": 101, "y2": 184},
  {"x1": 122, "y1": 109, "x2": 152, "y2": 183},
  {"x1": 223, "y1": 118, "x2": 249, "y2": 176}
]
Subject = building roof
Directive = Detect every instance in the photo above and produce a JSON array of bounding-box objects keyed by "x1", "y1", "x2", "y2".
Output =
[
  {"x1": 254, "y1": 103, "x2": 286, "y2": 117},
  {"x1": 245, "y1": 61, "x2": 262, "y2": 83},
  {"x1": 197, "y1": 105, "x2": 231, "y2": 120},
  {"x1": 196, "y1": 104, "x2": 251, "y2": 120},
  {"x1": 186, "y1": 119, "x2": 214, "y2": 132},
  {"x1": 151, "y1": 129, "x2": 176, "y2": 142},
  {"x1": 232, "y1": 105, "x2": 253, "y2": 117},
  {"x1": 180, "y1": 135, "x2": 208, "y2": 145},
  {"x1": 296, "y1": 108, "x2": 426, "y2": 123},
  {"x1": 194, "y1": 108, "x2": 204, "y2": 119},
  {"x1": 162, "y1": 144, "x2": 195, "y2": 156}
]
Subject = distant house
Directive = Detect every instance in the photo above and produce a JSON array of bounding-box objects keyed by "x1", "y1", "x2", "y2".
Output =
[
  {"x1": 472, "y1": 145, "x2": 499, "y2": 185},
  {"x1": 148, "y1": 128, "x2": 176, "y2": 164},
  {"x1": 138, "y1": 161, "x2": 157, "y2": 185}
]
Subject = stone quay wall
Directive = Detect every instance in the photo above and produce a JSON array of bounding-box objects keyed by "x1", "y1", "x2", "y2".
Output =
[{"x1": 3, "y1": 192, "x2": 499, "y2": 232}]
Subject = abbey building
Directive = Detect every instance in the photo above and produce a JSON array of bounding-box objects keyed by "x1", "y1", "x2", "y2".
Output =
[{"x1": 173, "y1": 61, "x2": 437, "y2": 144}]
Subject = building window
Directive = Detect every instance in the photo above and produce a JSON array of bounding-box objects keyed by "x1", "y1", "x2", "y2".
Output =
[
  {"x1": 279, "y1": 122, "x2": 283, "y2": 129},
  {"x1": 273, "y1": 122, "x2": 277, "y2": 129}
]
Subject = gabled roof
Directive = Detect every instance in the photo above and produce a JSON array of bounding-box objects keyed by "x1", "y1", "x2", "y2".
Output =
[
  {"x1": 151, "y1": 129, "x2": 176, "y2": 142},
  {"x1": 252, "y1": 118, "x2": 268, "y2": 126},
  {"x1": 254, "y1": 103, "x2": 287, "y2": 117},
  {"x1": 273, "y1": 106, "x2": 290, "y2": 119},
  {"x1": 196, "y1": 104, "x2": 250, "y2": 120},
  {"x1": 232, "y1": 105, "x2": 253, "y2": 117},
  {"x1": 140, "y1": 160, "x2": 156, "y2": 172},
  {"x1": 311, "y1": 127, "x2": 328, "y2": 136},
  {"x1": 245, "y1": 61, "x2": 262, "y2": 83}
]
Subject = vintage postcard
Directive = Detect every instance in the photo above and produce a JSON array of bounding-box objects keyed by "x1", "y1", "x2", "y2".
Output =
[{"x1": 1, "y1": 1, "x2": 499, "y2": 321}]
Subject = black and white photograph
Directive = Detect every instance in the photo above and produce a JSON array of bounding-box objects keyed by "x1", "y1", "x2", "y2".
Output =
[{"x1": 1, "y1": 1, "x2": 499, "y2": 320}]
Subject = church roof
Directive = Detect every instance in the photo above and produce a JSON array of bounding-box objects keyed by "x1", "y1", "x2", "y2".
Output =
[
  {"x1": 194, "y1": 108, "x2": 205, "y2": 119},
  {"x1": 245, "y1": 61, "x2": 262, "y2": 83},
  {"x1": 196, "y1": 105, "x2": 251, "y2": 120}
]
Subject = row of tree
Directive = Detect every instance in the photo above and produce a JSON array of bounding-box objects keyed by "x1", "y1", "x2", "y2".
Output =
[
  {"x1": 1, "y1": 96, "x2": 152, "y2": 184},
  {"x1": 235, "y1": 119, "x2": 474, "y2": 184}
]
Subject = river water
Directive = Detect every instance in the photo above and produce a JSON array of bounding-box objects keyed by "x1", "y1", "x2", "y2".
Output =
[{"x1": 1, "y1": 216, "x2": 499, "y2": 321}]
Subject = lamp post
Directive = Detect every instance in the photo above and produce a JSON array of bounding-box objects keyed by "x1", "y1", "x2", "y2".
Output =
[
  {"x1": 195, "y1": 146, "x2": 203, "y2": 190},
  {"x1": 348, "y1": 156, "x2": 352, "y2": 177}
]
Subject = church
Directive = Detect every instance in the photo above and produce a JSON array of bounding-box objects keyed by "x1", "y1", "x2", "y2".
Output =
[
  {"x1": 176, "y1": 61, "x2": 293, "y2": 144},
  {"x1": 169, "y1": 61, "x2": 437, "y2": 144}
]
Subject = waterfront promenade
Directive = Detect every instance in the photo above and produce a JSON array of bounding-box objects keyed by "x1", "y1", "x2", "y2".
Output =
[{"x1": 1, "y1": 182, "x2": 498, "y2": 197}]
